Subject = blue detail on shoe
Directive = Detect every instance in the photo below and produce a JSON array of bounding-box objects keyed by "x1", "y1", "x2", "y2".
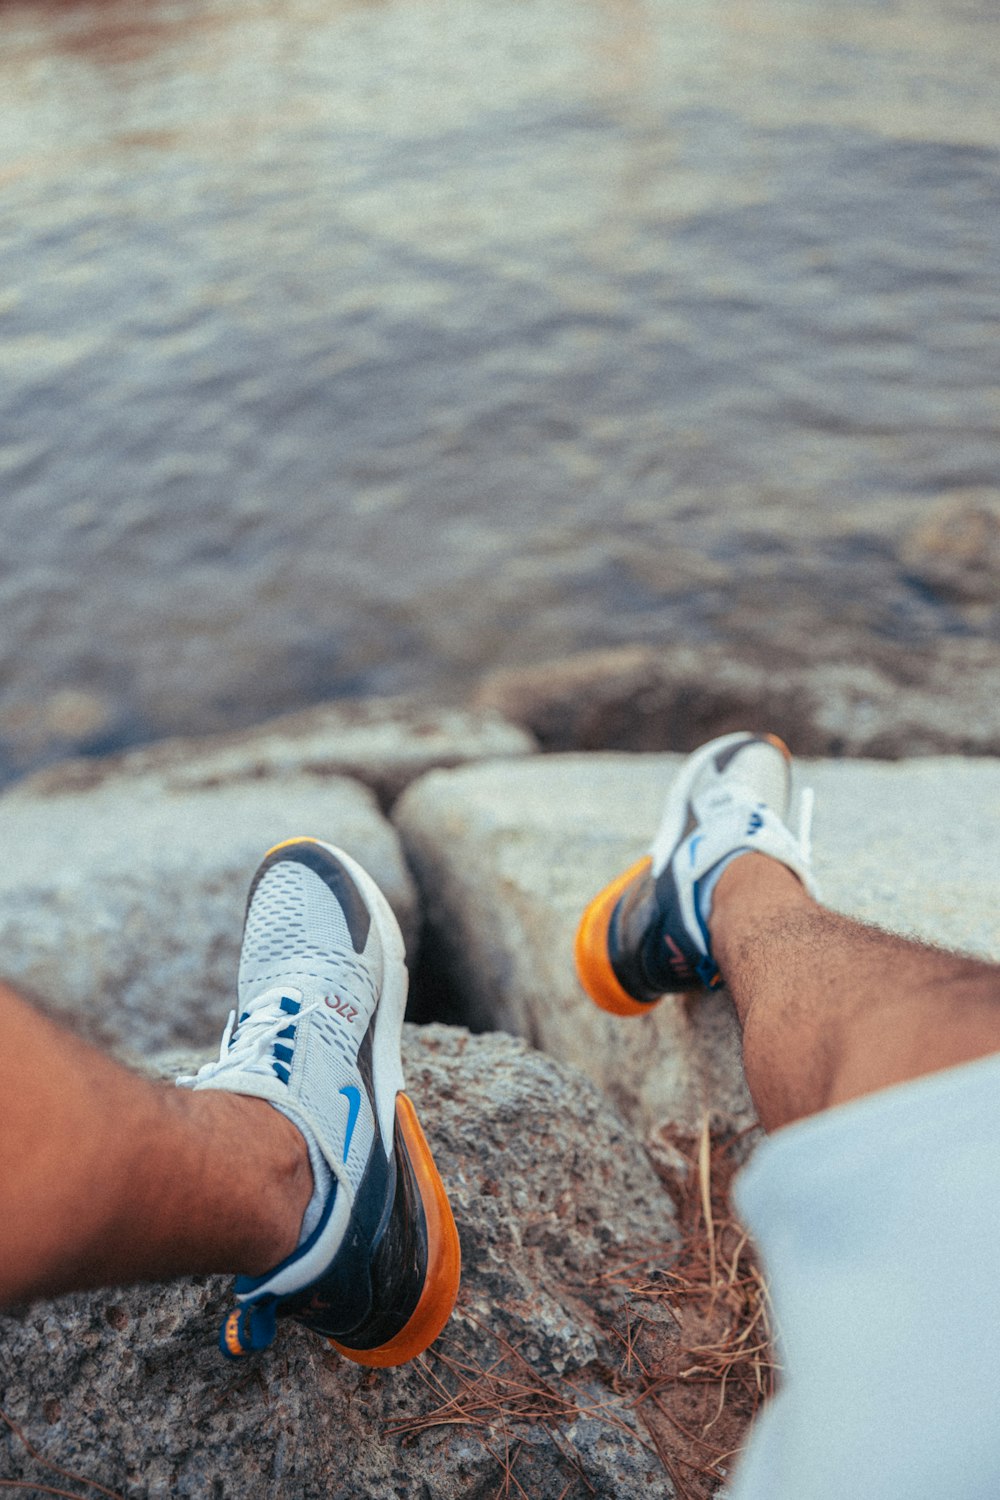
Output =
[
  {"x1": 233, "y1": 1175, "x2": 341, "y2": 1298},
  {"x1": 273, "y1": 1043, "x2": 294, "y2": 1065},
  {"x1": 696, "y1": 953, "x2": 724, "y2": 989},
  {"x1": 228, "y1": 1120, "x2": 395, "y2": 1352},
  {"x1": 688, "y1": 833, "x2": 703, "y2": 866},
  {"x1": 340, "y1": 1084, "x2": 362, "y2": 1162},
  {"x1": 276, "y1": 1025, "x2": 296, "y2": 1040},
  {"x1": 746, "y1": 809, "x2": 764, "y2": 836},
  {"x1": 272, "y1": 1062, "x2": 291, "y2": 1085},
  {"x1": 220, "y1": 1299, "x2": 279, "y2": 1359},
  {"x1": 691, "y1": 871, "x2": 723, "y2": 989},
  {"x1": 279, "y1": 996, "x2": 301, "y2": 1015}
]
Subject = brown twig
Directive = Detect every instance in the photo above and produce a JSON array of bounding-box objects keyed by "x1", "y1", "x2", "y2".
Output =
[
  {"x1": 0, "y1": 1482, "x2": 112, "y2": 1499},
  {"x1": 0, "y1": 1407, "x2": 124, "y2": 1500},
  {"x1": 393, "y1": 1123, "x2": 775, "y2": 1500}
]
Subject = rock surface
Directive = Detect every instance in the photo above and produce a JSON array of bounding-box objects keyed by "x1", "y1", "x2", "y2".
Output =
[
  {"x1": 474, "y1": 642, "x2": 1000, "y2": 759},
  {"x1": 14, "y1": 699, "x2": 536, "y2": 809},
  {"x1": 396, "y1": 754, "x2": 1000, "y2": 1137},
  {"x1": 900, "y1": 495, "x2": 1000, "y2": 607},
  {"x1": 3, "y1": 727, "x2": 998, "y2": 1497},
  {"x1": 0, "y1": 1029, "x2": 678, "y2": 1500},
  {"x1": 0, "y1": 772, "x2": 416, "y2": 1054}
]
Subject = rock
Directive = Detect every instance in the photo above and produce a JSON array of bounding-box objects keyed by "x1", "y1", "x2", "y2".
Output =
[
  {"x1": 900, "y1": 495, "x2": 1000, "y2": 606},
  {"x1": 395, "y1": 754, "x2": 1000, "y2": 1138},
  {"x1": 397, "y1": 755, "x2": 753, "y2": 1137},
  {"x1": 0, "y1": 1028, "x2": 678, "y2": 1500},
  {"x1": 0, "y1": 690, "x2": 119, "y2": 782},
  {"x1": 13, "y1": 698, "x2": 536, "y2": 809},
  {"x1": 473, "y1": 642, "x2": 1000, "y2": 759},
  {"x1": 804, "y1": 756, "x2": 1000, "y2": 963},
  {"x1": 0, "y1": 688, "x2": 116, "y2": 756},
  {"x1": 476, "y1": 646, "x2": 703, "y2": 751},
  {"x1": 0, "y1": 772, "x2": 416, "y2": 1054}
]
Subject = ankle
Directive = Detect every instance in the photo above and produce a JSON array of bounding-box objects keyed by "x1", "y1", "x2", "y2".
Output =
[
  {"x1": 709, "y1": 853, "x2": 812, "y2": 963},
  {"x1": 240, "y1": 1099, "x2": 314, "y2": 1274},
  {"x1": 191, "y1": 1092, "x2": 314, "y2": 1275}
]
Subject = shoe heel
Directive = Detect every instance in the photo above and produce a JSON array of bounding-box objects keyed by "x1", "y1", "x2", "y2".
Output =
[
  {"x1": 329, "y1": 1093, "x2": 461, "y2": 1368},
  {"x1": 574, "y1": 858, "x2": 661, "y2": 1017},
  {"x1": 220, "y1": 1301, "x2": 278, "y2": 1359}
]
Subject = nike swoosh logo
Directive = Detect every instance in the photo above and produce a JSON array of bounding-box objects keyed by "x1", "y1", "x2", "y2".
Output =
[{"x1": 339, "y1": 1085, "x2": 362, "y2": 1163}]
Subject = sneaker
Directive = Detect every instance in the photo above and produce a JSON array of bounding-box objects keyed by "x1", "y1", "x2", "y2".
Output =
[
  {"x1": 574, "y1": 732, "x2": 817, "y2": 1013},
  {"x1": 177, "y1": 837, "x2": 461, "y2": 1364}
]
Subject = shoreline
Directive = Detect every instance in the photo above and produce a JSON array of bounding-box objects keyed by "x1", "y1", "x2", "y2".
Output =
[{"x1": 5, "y1": 631, "x2": 999, "y2": 799}]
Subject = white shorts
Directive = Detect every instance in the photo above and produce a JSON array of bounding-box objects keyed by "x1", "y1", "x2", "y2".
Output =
[{"x1": 728, "y1": 1051, "x2": 1000, "y2": 1500}]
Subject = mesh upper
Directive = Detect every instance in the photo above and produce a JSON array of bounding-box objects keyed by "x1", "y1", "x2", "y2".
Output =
[
  {"x1": 691, "y1": 739, "x2": 791, "y2": 815},
  {"x1": 234, "y1": 855, "x2": 384, "y2": 1195},
  {"x1": 238, "y1": 862, "x2": 362, "y2": 1002}
]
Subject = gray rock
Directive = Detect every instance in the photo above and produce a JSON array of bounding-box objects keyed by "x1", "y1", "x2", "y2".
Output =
[
  {"x1": 900, "y1": 495, "x2": 1000, "y2": 606},
  {"x1": 0, "y1": 773, "x2": 416, "y2": 1054},
  {"x1": 473, "y1": 641, "x2": 1000, "y2": 759},
  {"x1": 14, "y1": 698, "x2": 536, "y2": 809},
  {"x1": 396, "y1": 754, "x2": 1000, "y2": 1137},
  {"x1": 0, "y1": 1028, "x2": 677, "y2": 1500},
  {"x1": 802, "y1": 757, "x2": 1000, "y2": 963}
]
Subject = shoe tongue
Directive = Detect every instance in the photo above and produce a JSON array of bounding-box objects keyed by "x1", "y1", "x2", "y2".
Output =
[
  {"x1": 720, "y1": 745, "x2": 790, "y2": 815},
  {"x1": 693, "y1": 782, "x2": 748, "y2": 817}
]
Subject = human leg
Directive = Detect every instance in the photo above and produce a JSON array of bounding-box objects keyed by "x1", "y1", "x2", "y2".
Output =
[
  {"x1": 0, "y1": 980, "x2": 311, "y2": 1304},
  {"x1": 575, "y1": 730, "x2": 1000, "y2": 1129},
  {"x1": 0, "y1": 839, "x2": 460, "y2": 1366},
  {"x1": 710, "y1": 853, "x2": 1000, "y2": 1129},
  {"x1": 575, "y1": 733, "x2": 1000, "y2": 1500}
]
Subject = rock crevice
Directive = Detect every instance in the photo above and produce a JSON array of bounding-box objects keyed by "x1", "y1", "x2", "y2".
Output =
[{"x1": 0, "y1": 703, "x2": 997, "y2": 1497}]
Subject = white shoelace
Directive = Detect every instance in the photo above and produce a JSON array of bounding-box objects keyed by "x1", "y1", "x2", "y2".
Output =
[
  {"x1": 176, "y1": 995, "x2": 317, "y2": 1089},
  {"x1": 798, "y1": 785, "x2": 815, "y2": 868}
]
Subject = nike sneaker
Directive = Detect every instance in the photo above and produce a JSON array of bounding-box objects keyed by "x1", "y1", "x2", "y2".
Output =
[
  {"x1": 177, "y1": 838, "x2": 461, "y2": 1364},
  {"x1": 575, "y1": 732, "x2": 817, "y2": 1013}
]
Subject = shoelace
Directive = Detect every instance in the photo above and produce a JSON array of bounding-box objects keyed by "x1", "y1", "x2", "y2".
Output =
[
  {"x1": 176, "y1": 996, "x2": 320, "y2": 1089},
  {"x1": 699, "y1": 777, "x2": 817, "y2": 869},
  {"x1": 798, "y1": 786, "x2": 815, "y2": 868}
]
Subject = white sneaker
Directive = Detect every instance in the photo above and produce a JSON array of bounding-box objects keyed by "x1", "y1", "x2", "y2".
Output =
[
  {"x1": 178, "y1": 838, "x2": 460, "y2": 1364},
  {"x1": 575, "y1": 733, "x2": 817, "y2": 1012}
]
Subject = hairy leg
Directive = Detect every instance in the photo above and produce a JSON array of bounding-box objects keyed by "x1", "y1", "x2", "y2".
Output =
[
  {"x1": 710, "y1": 855, "x2": 1000, "y2": 1132},
  {"x1": 0, "y1": 983, "x2": 312, "y2": 1306}
]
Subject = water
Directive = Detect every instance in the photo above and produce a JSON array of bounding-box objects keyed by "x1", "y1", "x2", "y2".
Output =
[{"x1": 1, "y1": 0, "x2": 998, "y2": 779}]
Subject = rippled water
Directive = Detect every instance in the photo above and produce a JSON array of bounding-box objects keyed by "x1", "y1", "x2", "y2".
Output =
[{"x1": 1, "y1": 0, "x2": 998, "y2": 778}]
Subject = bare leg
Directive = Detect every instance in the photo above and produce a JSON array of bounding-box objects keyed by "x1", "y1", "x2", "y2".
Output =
[
  {"x1": 0, "y1": 983, "x2": 312, "y2": 1307},
  {"x1": 710, "y1": 854, "x2": 1000, "y2": 1132}
]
